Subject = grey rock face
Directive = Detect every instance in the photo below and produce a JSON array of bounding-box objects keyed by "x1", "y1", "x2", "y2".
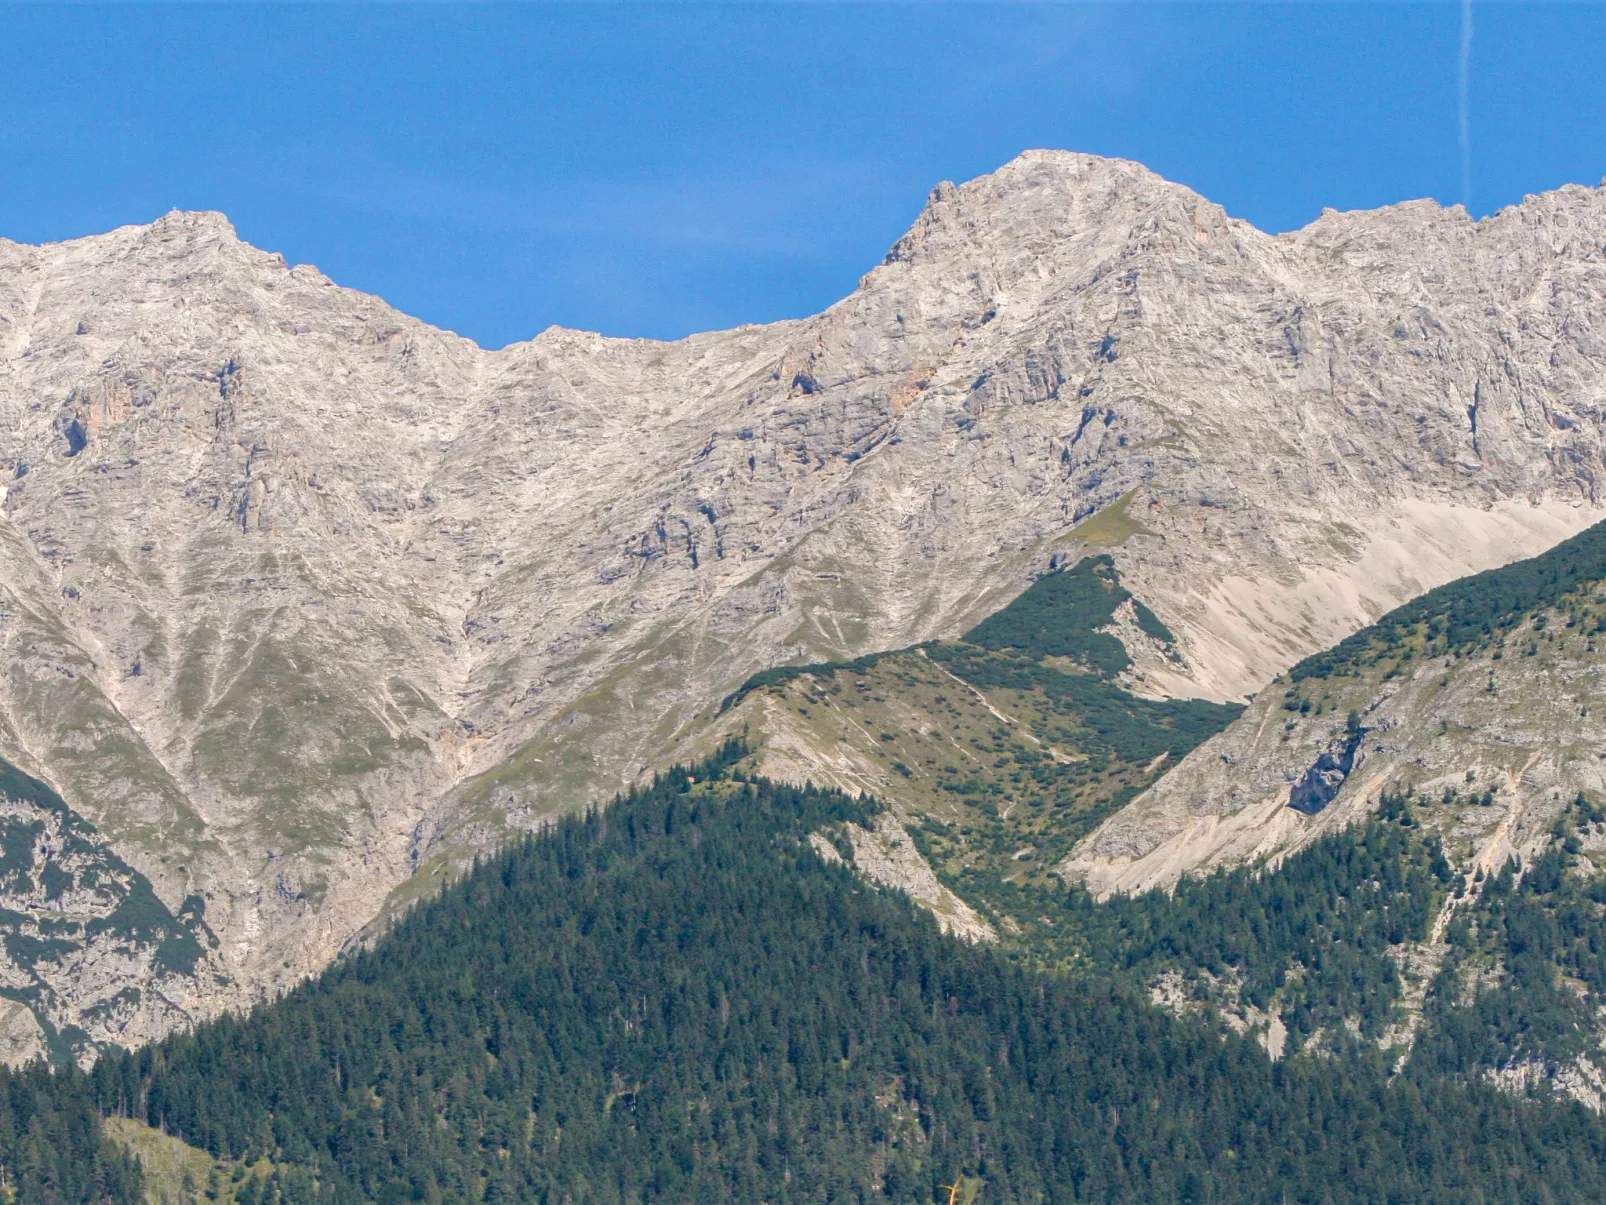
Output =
[{"x1": 3, "y1": 151, "x2": 1606, "y2": 1049}]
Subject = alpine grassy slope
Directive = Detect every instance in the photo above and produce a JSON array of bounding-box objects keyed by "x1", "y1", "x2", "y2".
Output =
[
  {"x1": 30, "y1": 745, "x2": 1606, "y2": 1205},
  {"x1": 682, "y1": 522, "x2": 1606, "y2": 1110},
  {"x1": 687, "y1": 554, "x2": 1242, "y2": 935}
]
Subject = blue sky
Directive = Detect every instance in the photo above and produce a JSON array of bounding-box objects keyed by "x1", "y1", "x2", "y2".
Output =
[{"x1": 3, "y1": 4, "x2": 1604, "y2": 347}]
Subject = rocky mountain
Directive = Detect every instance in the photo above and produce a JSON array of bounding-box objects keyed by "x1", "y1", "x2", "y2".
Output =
[
  {"x1": 4, "y1": 150, "x2": 1606, "y2": 1056},
  {"x1": 0, "y1": 759, "x2": 214, "y2": 1065}
]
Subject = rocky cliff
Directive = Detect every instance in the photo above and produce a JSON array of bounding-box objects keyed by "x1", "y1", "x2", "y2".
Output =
[{"x1": 4, "y1": 150, "x2": 1606, "y2": 1053}]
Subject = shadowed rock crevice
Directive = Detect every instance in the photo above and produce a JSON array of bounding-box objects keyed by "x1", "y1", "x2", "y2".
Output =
[{"x1": 1289, "y1": 721, "x2": 1367, "y2": 816}]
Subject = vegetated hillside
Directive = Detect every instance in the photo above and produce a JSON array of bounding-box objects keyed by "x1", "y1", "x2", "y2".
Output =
[
  {"x1": 4, "y1": 152, "x2": 1606, "y2": 1043},
  {"x1": 1043, "y1": 796, "x2": 1454, "y2": 1050},
  {"x1": 1413, "y1": 792, "x2": 1606, "y2": 1105},
  {"x1": 99, "y1": 1116, "x2": 303, "y2": 1205},
  {"x1": 689, "y1": 556, "x2": 1241, "y2": 929},
  {"x1": 1054, "y1": 517, "x2": 1606, "y2": 1097},
  {"x1": 60, "y1": 745, "x2": 1606, "y2": 1205}
]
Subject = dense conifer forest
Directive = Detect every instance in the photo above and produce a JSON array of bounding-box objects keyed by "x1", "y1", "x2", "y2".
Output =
[
  {"x1": 949, "y1": 794, "x2": 1456, "y2": 1046},
  {"x1": 1414, "y1": 791, "x2": 1606, "y2": 1087},
  {"x1": 6, "y1": 744, "x2": 1593, "y2": 1203},
  {"x1": 0, "y1": 1061, "x2": 143, "y2": 1204}
]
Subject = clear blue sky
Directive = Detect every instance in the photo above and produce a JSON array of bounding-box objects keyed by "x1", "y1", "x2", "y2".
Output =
[{"x1": 3, "y1": 4, "x2": 1604, "y2": 348}]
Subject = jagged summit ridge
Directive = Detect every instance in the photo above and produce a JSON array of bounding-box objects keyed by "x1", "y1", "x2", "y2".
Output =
[{"x1": 3, "y1": 150, "x2": 1606, "y2": 1057}]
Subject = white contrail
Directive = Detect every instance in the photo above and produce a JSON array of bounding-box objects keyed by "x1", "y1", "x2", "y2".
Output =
[{"x1": 1459, "y1": 0, "x2": 1474, "y2": 210}]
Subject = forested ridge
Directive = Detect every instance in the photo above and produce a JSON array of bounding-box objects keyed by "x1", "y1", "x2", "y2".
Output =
[
  {"x1": 19, "y1": 744, "x2": 1602, "y2": 1204},
  {"x1": 719, "y1": 555, "x2": 1243, "y2": 919}
]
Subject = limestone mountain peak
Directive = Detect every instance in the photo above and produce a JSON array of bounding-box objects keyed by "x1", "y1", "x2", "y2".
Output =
[{"x1": 4, "y1": 150, "x2": 1606, "y2": 1059}]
